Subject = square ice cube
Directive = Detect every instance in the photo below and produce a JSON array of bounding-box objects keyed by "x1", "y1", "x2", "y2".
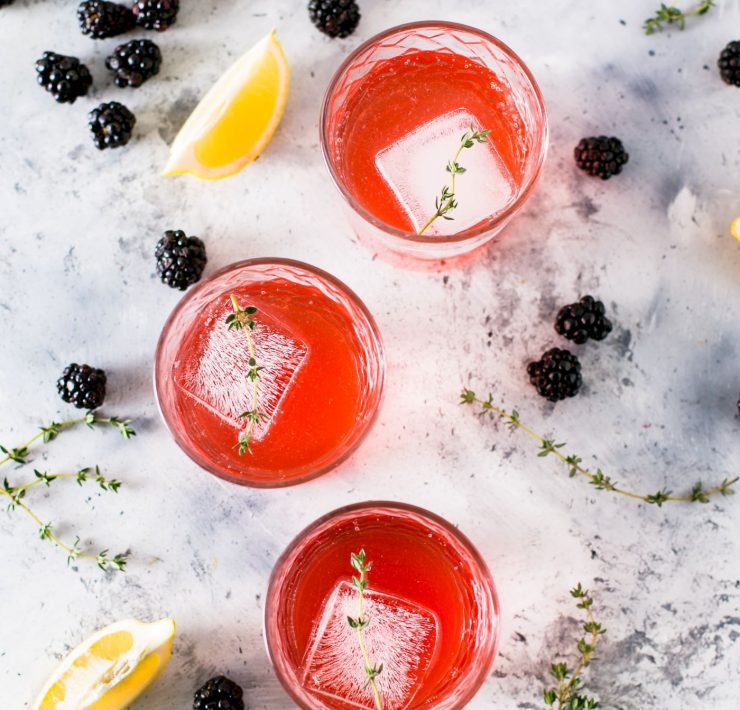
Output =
[
  {"x1": 174, "y1": 304, "x2": 307, "y2": 441},
  {"x1": 376, "y1": 108, "x2": 516, "y2": 236},
  {"x1": 302, "y1": 581, "x2": 439, "y2": 709}
]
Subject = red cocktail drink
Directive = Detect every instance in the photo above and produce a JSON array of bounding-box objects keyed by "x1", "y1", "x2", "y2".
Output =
[
  {"x1": 155, "y1": 259, "x2": 384, "y2": 487},
  {"x1": 321, "y1": 22, "x2": 548, "y2": 263},
  {"x1": 265, "y1": 502, "x2": 499, "y2": 709}
]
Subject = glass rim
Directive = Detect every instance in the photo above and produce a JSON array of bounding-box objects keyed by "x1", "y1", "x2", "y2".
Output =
[
  {"x1": 264, "y1": 499, "x2": 500, "y2": 708},
  {"x1": 319, "y1": 19, "x2": 549, "y2": 246},
  {"x1": 153, "y1": 257, "x2": 386, "y2": 489}
]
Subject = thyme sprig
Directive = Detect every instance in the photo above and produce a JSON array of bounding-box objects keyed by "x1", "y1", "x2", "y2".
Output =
[
  {"x1": 347, "y1": 550, "x2": 383, "y2": 710},
  {"x1": 226, "y1": 294, "x2": 266, "y2": 455},
  {"x1": 543, "y1": 584, "x2": 605, "y2": 710},
  {"x1": 418, "y1": 126, "x2": 491, "y2": 236},
  {"x1": 643, "y1": 0, "x2": 714, "y2": 34},
  {"x1": 461, "y1": 389, "x2": 738, "y2": 506},
  {"x1": 0, "y1": 414, "x2": 134, "y2": 571}
]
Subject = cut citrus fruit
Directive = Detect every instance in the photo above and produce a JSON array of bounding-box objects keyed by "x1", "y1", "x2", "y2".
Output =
[
  {"x1": 32, "y1": 618, "x2": 175, "y2": 710},
  {"x1": 163, "y1": 29, "x2": 290, "y2": 180},
  {"x1": 731, "y1": 217, "x2": 740, "y2": 242}
]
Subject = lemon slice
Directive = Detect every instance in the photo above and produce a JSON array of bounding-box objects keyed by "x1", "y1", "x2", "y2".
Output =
[
  {"x1": 163, "y1": 29, "x2": 290, "y2": 180},
  {"x1": 33, "y1": 618, "x2": 175, "y2": 710},
  {"x1": 731, "y1": 217, "x2": 740, "y2": 242}
]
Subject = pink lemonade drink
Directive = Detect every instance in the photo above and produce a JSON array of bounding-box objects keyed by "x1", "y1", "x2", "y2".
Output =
[
  {"x1": 321, "y1": 21, "x2": 548, "y2": 263},
  {"x1": 155, "y1": 259, "x2": 384, "y2": 487},
  {"x1": 265, "y1": 502, "x2": 499, "y2": 709}
]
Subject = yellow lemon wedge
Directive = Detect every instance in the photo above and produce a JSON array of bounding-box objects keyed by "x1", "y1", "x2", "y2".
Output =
[
  {"x1": 731, "y1": 217, "x2": 740, "y2": 242},
  {"x1": 32, "y1": 618, "x2": 175, "y2": 710},
  {"x1": 163, "y1": 29, "x2": 290, "y2": 180}
]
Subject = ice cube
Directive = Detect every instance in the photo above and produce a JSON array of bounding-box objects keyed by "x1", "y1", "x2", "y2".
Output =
[
  {"x1": 376, "y1": 108, "x2": 516, "y2": 236},
  {"x1": 173, "y1": 303, "x2": 307, "y2": 441},
  {"x1": 302, "y1": 581, "x2": 439, "y2": 709}
]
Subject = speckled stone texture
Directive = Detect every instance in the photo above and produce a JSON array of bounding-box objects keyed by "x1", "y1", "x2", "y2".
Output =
[{"x1": 1, "y1": 1, "x2": 739, "y2": 708}]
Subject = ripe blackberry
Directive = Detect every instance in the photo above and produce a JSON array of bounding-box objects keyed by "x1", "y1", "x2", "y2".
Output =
[
  {"x1": 77, "y1": 0, "x2": 135, "y2": 39},
  {"x1": 106, "y1": 39, "x2": 162, "y2": 88},
  {"x1": 193, "y1": 675, "x2": 244, "y2": 710},
  {"x1": 527, "y1": 348, "x2": 583, "y2": 402},
  {"x1": 155, "y1": 230, "x2": 207, "y2": 291},
  {"x1": 718, "y1": 40, "x2": 740, "y2": 87},
  {"x1": 35, "y1": 52, "x2": 92, "y2": 104},
  {"x1": 132, "y1": 0, "x2": 179, "y2": 31},
  {"x1": 88, "y1": 102, "x2": 136, "y2": 150},
  {"x1": 308, "y1": 0, "x2": 361, "y2": 38},
  {"x1": 555, "y1": 295, "x2": 613, "y2": 344},
  {"x1": 574, "y1": 136, "x2": 629, "y2": 179},
  {"x1": 57, "y1": 364, "x2": 107, "y2": 410}
]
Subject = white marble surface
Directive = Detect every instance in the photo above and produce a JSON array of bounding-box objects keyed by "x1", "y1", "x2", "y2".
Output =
[{"x1": 1, "y1": 0, "x2": 739, "y2": 708}]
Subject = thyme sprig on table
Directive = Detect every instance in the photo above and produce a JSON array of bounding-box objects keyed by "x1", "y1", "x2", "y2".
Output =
[
  {"x1": 643, "y1": 1, "x2": 714, "y2": 34},
  {"x1": 418, "y1": 126, "x2": 491, "y2": 236},
  {"x1": 1, "y1": 413, "x2": 134, "y2": 571},
  {"x1": 543, "y1": 584, "x2": 605, "y2": 710},
  {"x1": 461, "y1": 389, "x2": 738, "y2": 506},
  {"x1": 347, "y1": 549, "x2": 384, "y2": 710},
  {"x1": 225, "y1": 294, "x2": 266, "y2": 455}
]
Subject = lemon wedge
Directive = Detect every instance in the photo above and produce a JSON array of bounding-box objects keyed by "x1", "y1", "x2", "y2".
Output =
[
  {"x1": 731, "y1": 217, "x2": 740, "y2": 242},
  {"x1": 163, "y1": 29, "x2": 290, "y2": 180},
  {"x1": 32, "y1": 618, "x2": 175, "y2": 710}
]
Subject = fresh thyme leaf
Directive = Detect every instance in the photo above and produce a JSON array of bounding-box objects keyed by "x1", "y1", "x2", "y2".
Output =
[
  {"x1": 461, "y1": 388, "x2": 738, "y2": 506},
  {"x1": 347, "y1": 549, "x2": 383, "y2": 710},
  {"x1": 643, "y1": 0, "x2": 714, "y2": 34},
  {"x1": 418, "y1": 126, "x2": 491, "y2": 236},
  {"x1": 227, "y1": 294, "x2": 265, "y2": 456}
]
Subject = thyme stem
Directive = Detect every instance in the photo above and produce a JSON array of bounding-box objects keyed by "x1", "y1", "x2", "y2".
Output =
[
  {"x1": 1, "y1": 415, "x2": 134, "y2": 571},
  {"x1": 348, "y1": 550, "x2": 383, "y2": 710},
  {"x1": 226, "y1": 294, "x2": 265, "y2": 455},
  {"x1": 461, "y1": 389, "x2": 738, "y2": 506},
  {"x1": 643, "y1": 0, "x2": 714, "y2": 34},
  {"x1": 418, "y1": 126, "x2": 491, "y2": 236},
  {"x1": 544, "y1": 584, "x2": 604, "y2": 709}
]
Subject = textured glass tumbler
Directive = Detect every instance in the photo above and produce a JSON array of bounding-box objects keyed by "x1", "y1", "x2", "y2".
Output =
[
  {"x1": 154, "y1": 259, "x2": 385, "y2": 487},
  {"x1": 265, "y1": 501, "x2": 500, "y2": 709},
  {"x1": 321, "y1": 21, "x2": 548, "y2": 264}
]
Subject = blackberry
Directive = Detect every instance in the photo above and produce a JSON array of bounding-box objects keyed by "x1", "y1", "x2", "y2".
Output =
[
  {"x1": 132, "y1": 0, "x2": 179, "y2": 31},
  {"x1": 35, "y1": 52, "x2": 92, "y2": 104},
  {"x1": 718, "y1": 40, "x2": 740, "y2": 87},
  {"x1": 308, "y1": 0, "x2": 361, "y2": 38},
  {"x1": 106, "y1": 39, "x2": 162, "y2": 88},
  {"x1": 155, "y1": 230, "x2": 207, "y2": 290},
  {"x1": 193, "y1": 675, "x2": 244, "y2": 710},
  {"x1": 77, "y1": 0, "x2": 135, "y2": 39},
  {"x1": 574, "y1": 136, "x2": 629, "y2": 180},
  {"x1": 88, "y1": 102, "x2": 136, "y2": 150},
  {"x1": 57, "y1": 364, "x2": 107, "y2": 410},
  {"x1": 527, "y1": 348, "x2": 583, "y2": 402},
  {"x1": 555, "y1": 295, "x2": 613, "y2": 344}
]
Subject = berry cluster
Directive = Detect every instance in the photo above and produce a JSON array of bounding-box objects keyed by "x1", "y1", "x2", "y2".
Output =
[
  {"x1": 77, "y1": 0, "x2": 178, "y2": 37},
  {"x1": 555, "y1": 296, "x2": 613, "y2": 344},
  {"x1": 308, "y1": 0, "x2": 361, "y2": 38},
  {"x1": 155, "y1": 230, "x2": 208, "y2": 291},
  {"x1": 574, "y1": 136, "x2": 629, "y2": 180},
  {"x1": 35, "y1": 0, "x2": 179, "y2": 151},
  {"x1": 57, "y1": 364, "x2": 107, "y2": 410},
  {"x1": 193, "y1": 676, "x2": 245, "y2": 710},
  {"x1": 527, "y1": 296, "x2": 612, "y2": 402}
]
